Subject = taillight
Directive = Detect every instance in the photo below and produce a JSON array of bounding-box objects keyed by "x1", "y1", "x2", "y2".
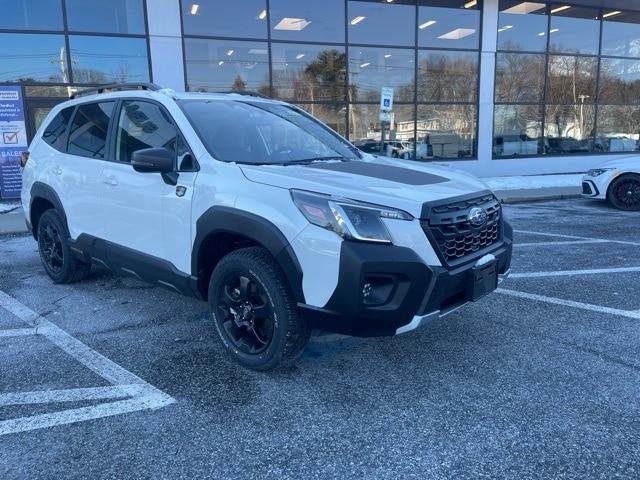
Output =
[{"x1": 20, "y1": 151, "x2": 29, "y2": 168}]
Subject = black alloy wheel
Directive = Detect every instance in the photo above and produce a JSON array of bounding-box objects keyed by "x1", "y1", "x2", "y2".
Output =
[
  {"x1": 37, "y1": 209, "x2": 91, "y2": 283},
  {"x1": 609, "y1": 174, "x2": 640, "y2": 211},
  {"x1": 40, "y1": 221, "x2": 64, "y2": 275},
  {"x1": 217, "y1": 272, "x2": 275, "y2": 355},
  {"x1": 208, "y1": 247, "x2": 310, "y2": 370}
]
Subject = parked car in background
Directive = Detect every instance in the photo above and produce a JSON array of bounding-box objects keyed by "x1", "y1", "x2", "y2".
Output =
[
  {"x1": 385, "y1": 141, "x2": 412, "y2": 158},
  {"x1": 594, "y1": 136, "x2": 638, "y2": 153},
  {"x1": 582, "y1": 156, "x2": 640, "y2": 210},
  {"x1": 354, "y1": 139, "x2": 381, "y2": 154},
  {"x1": 493, "y1": 134, "x2": 540, "y2": 156},
  {"x1": 355, "y1": 140, "x2": 412, "y2": 158},
  {"x1": 545, "y1": 137, "x2": 591, "y2": 155}
]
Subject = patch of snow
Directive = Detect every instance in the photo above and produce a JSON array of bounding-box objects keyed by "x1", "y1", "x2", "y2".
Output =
[
  {"x1": 484, "y1": 174, "x2": 583, "y2": 191},
  {"x1": 0, "y1": 202, "x2": 20, "y2": 214}
]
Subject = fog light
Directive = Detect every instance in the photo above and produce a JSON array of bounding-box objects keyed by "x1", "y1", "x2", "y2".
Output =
[{"x1": 361, "y1": 277, "x2": 395, "y2": 306}]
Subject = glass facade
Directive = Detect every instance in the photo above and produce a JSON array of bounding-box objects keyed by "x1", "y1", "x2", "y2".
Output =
[
  {"x1": 495, "y1": 2, "x2": 640, "y2": 157},
  {"x1": 181, "y1": 0, "x2": 481, "y2": 160},
  {"x1": 2, "y1": 0, "x2": 640, "y2": 169},
  {"x1": 0, "y1": 0, "x2": 151, "y2": 86}
]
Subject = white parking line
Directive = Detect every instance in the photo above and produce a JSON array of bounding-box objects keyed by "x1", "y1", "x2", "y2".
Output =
[
  {"x1": 496, "y1": 288, "x2": 640, "y2": 320},
  {"x1": 0, "y1": 385, "x2": 147, "y2": 407},
  {"x1": 514, "y1": 229, "x2": 640, "y2": 247},
  {"x1": 509, "y1": 266, "x2": 640, "y2": 279},
  {"x1": 515, "y1": 240, "x2": 608, "y2": 247},
  {"x1": 0, "y1": 395, "x2": 171, "y2": 437},
  {"x1": 0, "y1": 327, "x2": 36, "y2": 338},
  {"x1": 0, "y1": 291, "x2": 175, "y2": 436}
]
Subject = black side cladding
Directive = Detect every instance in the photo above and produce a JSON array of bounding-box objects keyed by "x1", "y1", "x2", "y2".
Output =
[{"x1": 192, "y1": 206, "x2": 305, "y2": 303}]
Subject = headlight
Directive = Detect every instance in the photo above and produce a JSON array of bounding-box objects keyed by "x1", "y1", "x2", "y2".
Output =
[
  {"x1": 291, "y1": 190, "x2": 412, "y2": 243},
  {"x1": 587, "y1": 168, "x2": 614, "y2": 177}
]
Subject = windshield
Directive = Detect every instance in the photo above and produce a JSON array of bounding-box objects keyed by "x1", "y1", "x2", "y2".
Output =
[{"x1": 179, "y1": 99, "x2": 360, "y2": 165}]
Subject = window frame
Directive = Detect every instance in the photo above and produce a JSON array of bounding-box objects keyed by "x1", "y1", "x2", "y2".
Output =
[
  {"x1": 495, "y1": 2, "x2": 640, "y2": 159},
  {"x1": 109, "y1": 98, "x2": 199, "y2": 172},
  {"x1": 41, "y1": 105, "x2": 75, "y2": 153},
  {"x1": 178, "y1": 0, "x2": 484, "y2": 162},
  {"x1": 65, "y1": 100, "x2": 116, "y2": 160},
  {"x1": 0, "y1": 0, "x2": 152, "y2": 87}
]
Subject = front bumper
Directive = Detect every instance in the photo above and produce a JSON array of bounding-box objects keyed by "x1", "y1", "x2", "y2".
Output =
[
  {"x1": 581, "y1": 179, "x2": 599, "y2": 197},
  {"x1": 298, "y1": 223, "x2": 513, "y2": 337}
]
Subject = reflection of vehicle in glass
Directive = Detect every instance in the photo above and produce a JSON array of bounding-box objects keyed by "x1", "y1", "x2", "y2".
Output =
[
  {"x1": 385, "y1": 141, "x2": 412, "y2": 158},
  {"x1": 355, "y1": 140, "x2": 411, "y2": 158},
  {"x1": 582, "y1": 156, "x2": 640, "y2": 211},
  {"x1": 544, "y1": 137, "x2": 591, "y2": 155},
  {"x1": 493, "y1": 134, "x2": 539, "y2": 156},
  {"x1": 594, "y1": 136, "x2": 638, "y2": 153},
  {"x1": 22, "y1": 84, "x2": 512, "y2": 370},
  {"x1": 354, "y1": 139, "x2": 381, "y2": 154}
]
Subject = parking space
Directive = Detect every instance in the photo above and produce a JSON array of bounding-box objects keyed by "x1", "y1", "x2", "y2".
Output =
[{"x1": 1, "y1": 198, "x2": 640, "y2": 479}]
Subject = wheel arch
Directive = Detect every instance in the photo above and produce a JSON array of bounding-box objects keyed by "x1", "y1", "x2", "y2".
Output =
[
  {"x1": 606, "y1": 172, "x2": 640, "y2": 200},
  {"x1": 192, "y1": 206, "x2": 305, "y2": 303},
  {"x1": 29, "y1": 182, "x2": 68, "y2": 240}
]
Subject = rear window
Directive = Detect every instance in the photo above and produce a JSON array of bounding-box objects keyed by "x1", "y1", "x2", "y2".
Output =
[
  {"x1": 67, "y1": 101, "x2": 114, "y2": 159},
  {"x1": 42, "y1": 107, "x2": 74, "y2": 151}
]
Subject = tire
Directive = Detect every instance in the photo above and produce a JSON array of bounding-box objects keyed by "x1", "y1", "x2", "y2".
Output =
[
  {"x1": 208, "y1": 247, "x2": 310, "y2": 371},
  {"x1": 607, "y1": 174, "x2": 640, "y2": 211},
  {"x1": 37, "y1": 209, "x2": 91, "y2": 284}
]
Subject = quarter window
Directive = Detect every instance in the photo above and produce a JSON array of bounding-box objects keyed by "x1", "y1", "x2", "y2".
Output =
[
  {"x1": 115, "y1": 100, "x2": 194, "y2": 170},
  {"x1": 42, "y1": 107, "x2": 74, "y2": 152},
  {"x1": 67, "y1": 102, "x2": 114, "y2": 159}
]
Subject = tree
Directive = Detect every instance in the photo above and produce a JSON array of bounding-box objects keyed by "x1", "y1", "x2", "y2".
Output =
[{"x1": 231, "y1": 75, "x2": 247, "y2": 92}]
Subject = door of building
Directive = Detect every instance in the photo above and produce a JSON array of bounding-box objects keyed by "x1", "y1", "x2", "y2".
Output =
[{"x1": 25, "y1": 98, "x2": 66, "y2": 142}]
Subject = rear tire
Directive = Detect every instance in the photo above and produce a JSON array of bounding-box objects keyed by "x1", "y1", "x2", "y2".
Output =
[
  {"x1": 208, "y1": 247, "x2": 310, "y2": 371},
  {"x1": 37, "y1": 209, "x2": 91, "y2": 283},
  {"x1": 608, "y1": 174, "x2": 640, "y2": 211}
]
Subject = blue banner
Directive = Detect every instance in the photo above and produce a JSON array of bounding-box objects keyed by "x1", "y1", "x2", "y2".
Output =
[{"x1": 0, "y1": 86, "x2": 27, "y2": 199}]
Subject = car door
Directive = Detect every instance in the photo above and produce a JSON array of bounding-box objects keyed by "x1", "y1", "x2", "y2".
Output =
[
  {"x1": 62, "y1": 101, "x2": 116, "y2": 240},
  {"x1": 100, "y1": 99, "x2": 196, "y2": 273}
]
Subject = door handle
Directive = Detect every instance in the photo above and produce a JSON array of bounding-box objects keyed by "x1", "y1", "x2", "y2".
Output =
[
  {"x1": 103, "y1": 175, "x2": 118, "y2": 186},
  {"x1": 53, "y1": 166, "x2": 62, "y2": 175}
]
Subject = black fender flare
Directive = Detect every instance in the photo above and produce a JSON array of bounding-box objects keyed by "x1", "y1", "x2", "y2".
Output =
[
  {"x1": 192, "y1": 206, "x2": 305, "y2": 303},
  {"x1": 29, "y1": 182, "x2": 68, "y2": 239}
]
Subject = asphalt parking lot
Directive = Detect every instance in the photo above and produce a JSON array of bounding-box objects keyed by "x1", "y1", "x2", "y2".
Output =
[{"x1": 1, "y1": 198, "x2": 639, "y2": 479}]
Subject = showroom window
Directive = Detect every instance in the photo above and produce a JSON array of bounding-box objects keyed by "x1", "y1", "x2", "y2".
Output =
[
  {"x1": 180, "y1": 0, "x2": 482, "y2": 161},
  {"x1": 0, "y1": 0, "x2": 150, "y2": 86},
  {"x1": 495, "y1": 2, "x2": 640, "y2": 157},
  {"x1": 181, "y1": 0, "x2": 268, "y2": 39},
  {"x1": 413, "y1": 0, "x2": 480, "y2": 160}
]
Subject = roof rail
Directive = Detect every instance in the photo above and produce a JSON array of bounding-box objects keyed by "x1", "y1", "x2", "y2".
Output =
[
  {"x1": 219, "y1": 90, "x2": 271, "y2": 99},
  {"x1": 70, "y1": 83, "x2": 162, "y2": 99}
]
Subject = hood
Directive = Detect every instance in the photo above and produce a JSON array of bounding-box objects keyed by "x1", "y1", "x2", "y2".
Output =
[
  {"x1": 240, "y1": 156, "x2": 490, "y2": 218},
  {"x1": 596, "y1": 155, "x2": 640, "y2": 170}
]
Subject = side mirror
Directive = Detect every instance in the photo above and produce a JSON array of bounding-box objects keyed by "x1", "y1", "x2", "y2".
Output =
[{"x1": 131, "y1": 147, "x2": 174, "y2": 174}]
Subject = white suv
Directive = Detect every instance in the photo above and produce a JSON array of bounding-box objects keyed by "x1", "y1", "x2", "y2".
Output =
[{"x1": 21, "y1": 84, "x2": 512, "y2": 370}]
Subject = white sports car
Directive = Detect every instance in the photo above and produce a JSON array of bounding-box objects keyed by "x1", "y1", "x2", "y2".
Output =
[{"x1": 582, "y1": 156, "x2": 640, "y2": 211}]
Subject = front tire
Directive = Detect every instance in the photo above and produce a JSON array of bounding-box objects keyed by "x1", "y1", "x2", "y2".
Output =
[
  {"x1": 608, "y1": 174, "x2": 640, "y2": 211},
  {"x1": 208, "y1": 247, "x2": 310, "y2": 371},
  {"x1": 37, "y1": 209, "x2": 91, "y2": 283}
]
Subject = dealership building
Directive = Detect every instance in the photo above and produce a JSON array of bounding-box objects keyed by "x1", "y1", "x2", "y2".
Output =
[{"x1": 2, "y1": 0, "x2": 640, "y2": 198}]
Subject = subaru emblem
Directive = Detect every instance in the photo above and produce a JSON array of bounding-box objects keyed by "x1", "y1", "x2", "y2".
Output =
[{"x1": 468, "y1": 207, "x2": 487, "y2": 227}]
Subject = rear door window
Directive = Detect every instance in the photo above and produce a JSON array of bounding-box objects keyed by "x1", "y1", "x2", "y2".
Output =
[
  {"x1": 42, "y1": 106, "x2": 74, "y2": 152},
  {"x1": 67, "y1": 101, "x2": 114, "y2": 159}
]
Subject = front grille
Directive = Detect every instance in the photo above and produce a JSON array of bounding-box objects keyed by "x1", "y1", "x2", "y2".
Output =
[
  {"x1": 421, "y1": 194, "x2": 502, "y2": 266},
  {"x1": 582, "y1": 181, "x2": 593, "y2": 195}
]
